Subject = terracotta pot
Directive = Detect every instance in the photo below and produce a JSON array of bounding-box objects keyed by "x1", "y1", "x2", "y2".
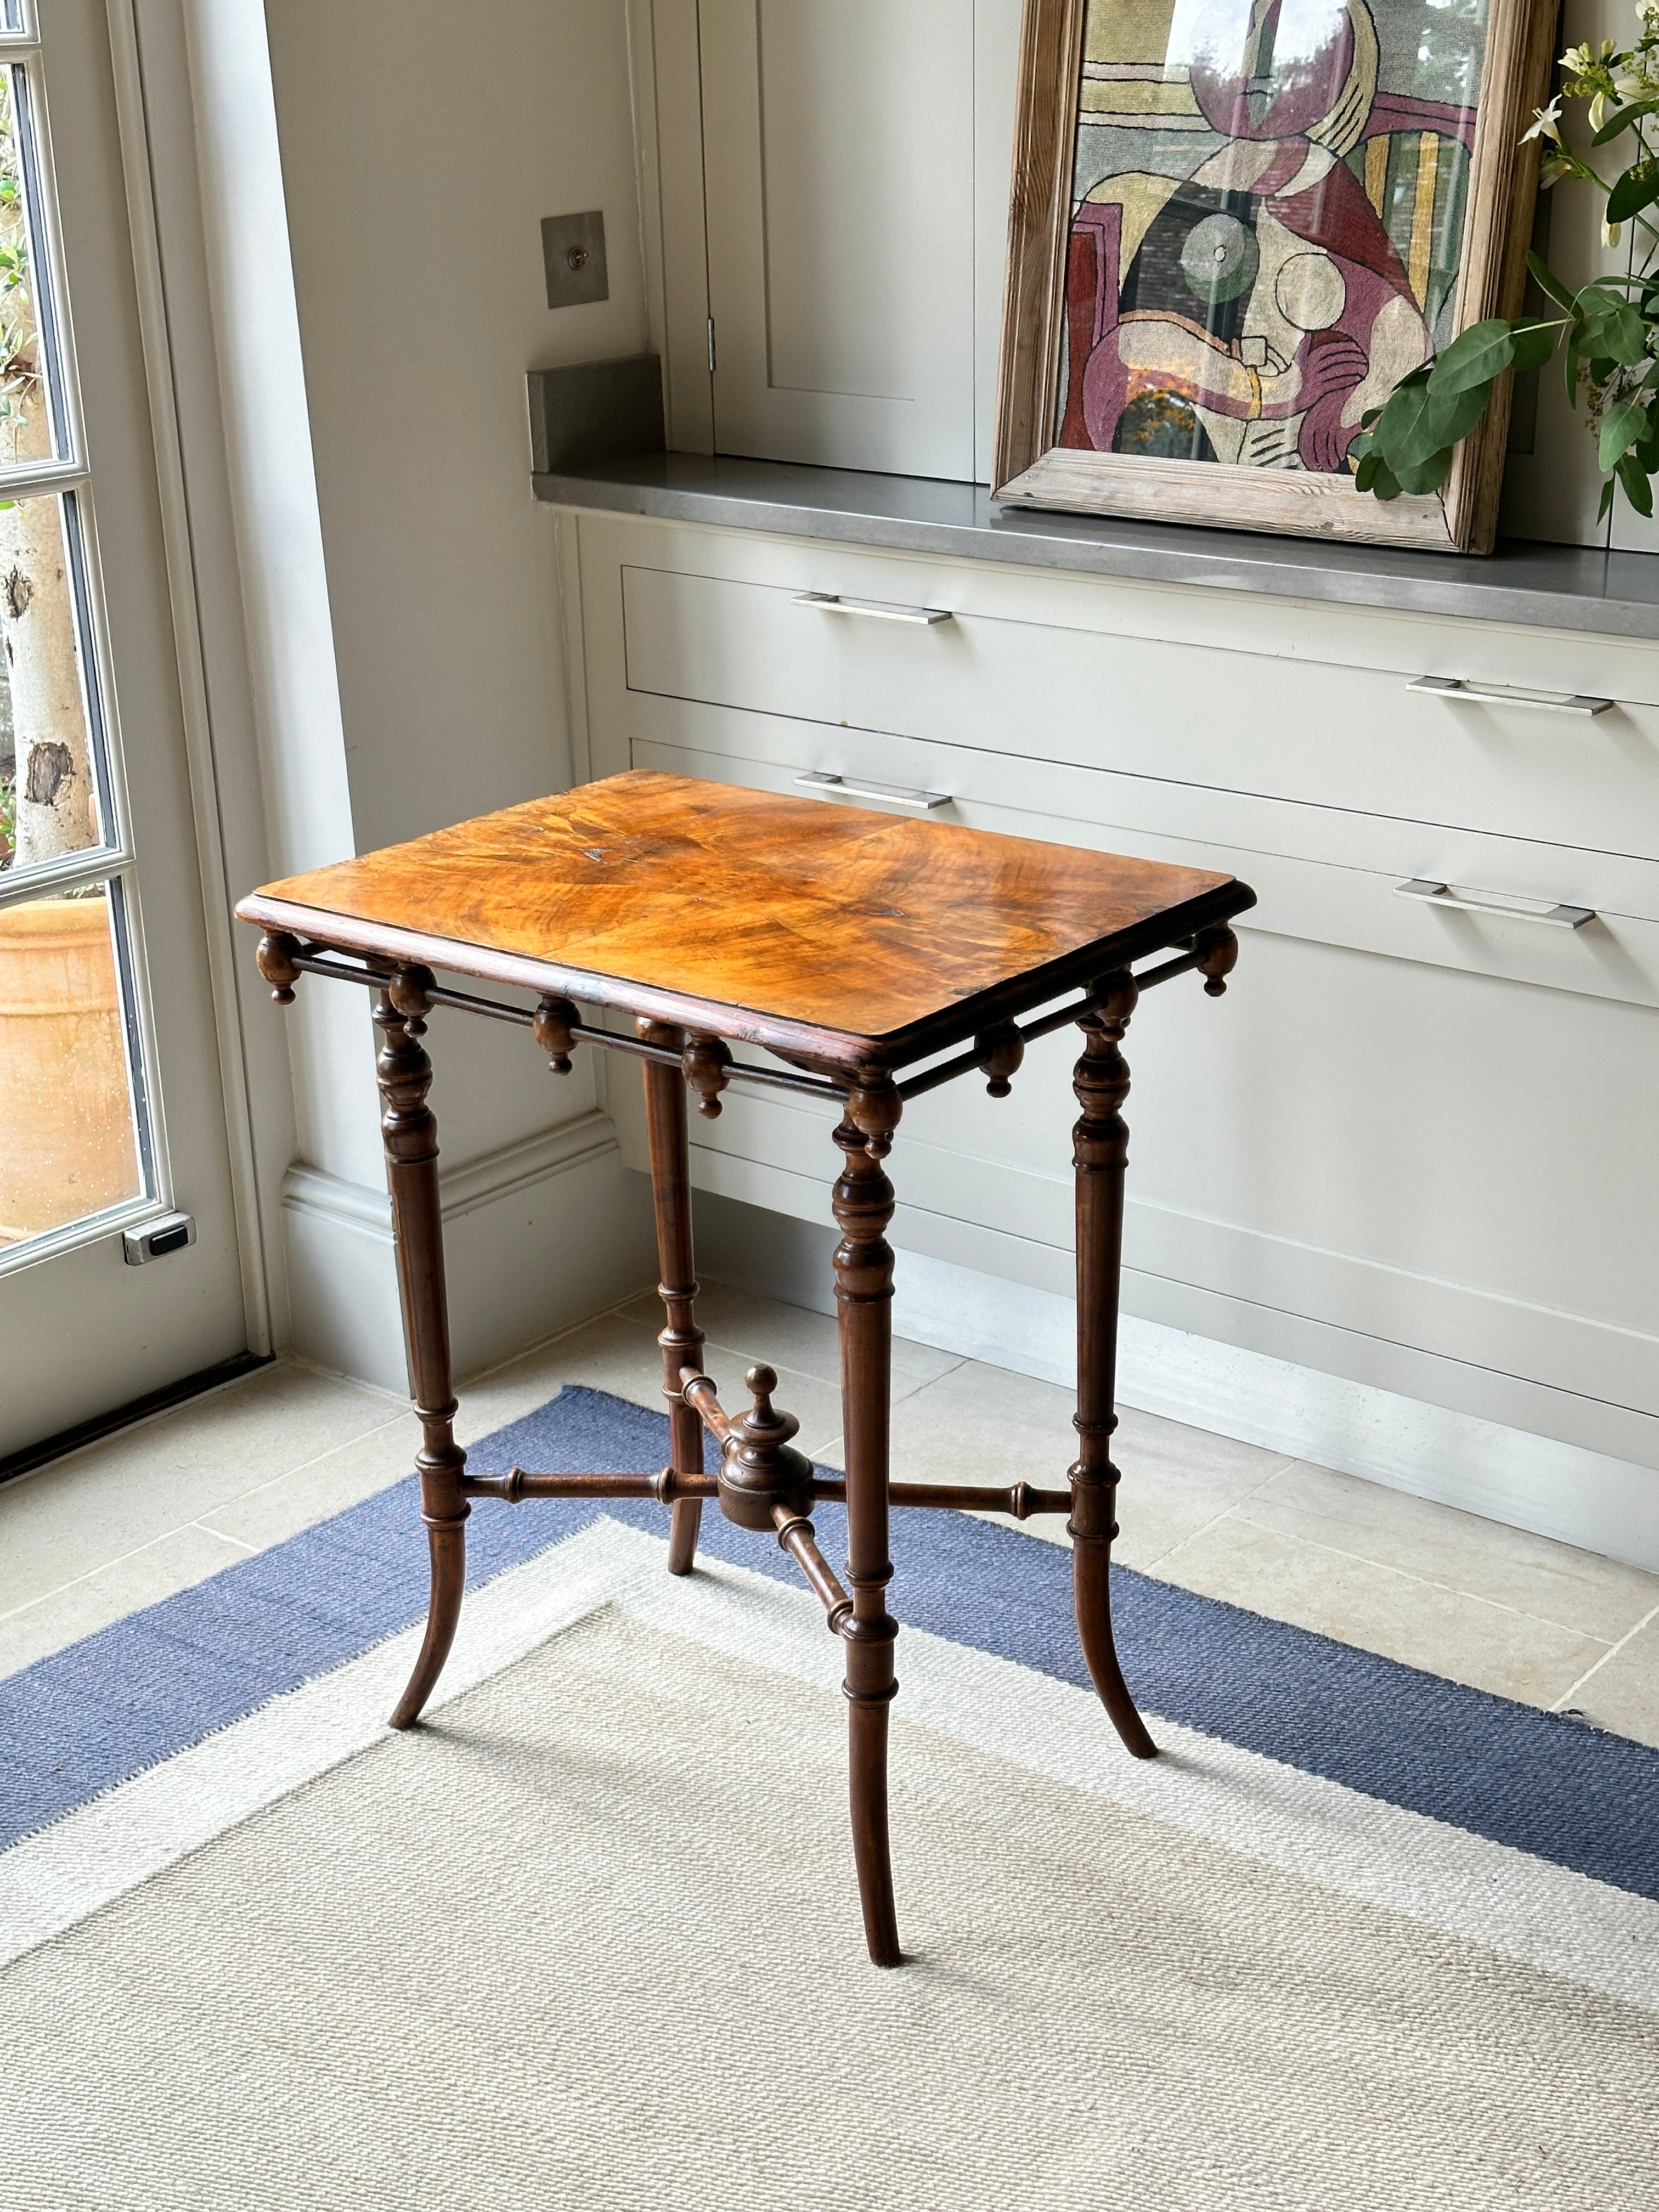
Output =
[{"x1": 0, "y1": 893, "x2": 140, "y2": 1245}]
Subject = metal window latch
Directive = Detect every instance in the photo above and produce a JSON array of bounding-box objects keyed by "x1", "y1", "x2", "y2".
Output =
[
  {"x1": 122, "y1": 1211, "x2": 197, "y2": 1265},
  {"x1": 791, "y1": 591, "x2": 953, "y2": 626},
  {"x1": 1408, "y1": 675, "x2": 1614, "y2": 717},
  {"x1": 794, "y1": 771, "x2": 952, "y2": 812},
  {"x1": 1395, "y1": 879, "x2": 1596, "y2": 929}
]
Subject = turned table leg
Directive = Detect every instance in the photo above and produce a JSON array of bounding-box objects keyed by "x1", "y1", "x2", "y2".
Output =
[
  {"x1": 1070, "y1": 977, "x2": 1158, "y2": 1760},
  {"x1": 640, "y1": 1020, "x2": 706, "y2": 1576},
  {"x1": 833, "y1": 1083, "x2": 904, "y2": 1966},
  {"x1": 376, "y1": 981, "x2": 471, "y2": 1732}
]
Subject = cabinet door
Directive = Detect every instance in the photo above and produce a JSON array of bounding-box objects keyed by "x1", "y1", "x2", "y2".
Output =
[{"x1": 699, "y1": 0, "x2": 1014, "y2": 479}]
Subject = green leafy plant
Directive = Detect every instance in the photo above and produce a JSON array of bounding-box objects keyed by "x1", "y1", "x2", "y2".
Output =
[
  {"x1": 1356, "y1": 15, "x2": 1659, "y2": 520},
  {"x1": 0, "y1": 775, "x2": 15, "y2": 864}
]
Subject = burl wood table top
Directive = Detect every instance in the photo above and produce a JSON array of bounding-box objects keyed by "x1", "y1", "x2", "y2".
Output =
[{"x1": 237, "y1": 771, "x2": 1252, "y2": 1069}]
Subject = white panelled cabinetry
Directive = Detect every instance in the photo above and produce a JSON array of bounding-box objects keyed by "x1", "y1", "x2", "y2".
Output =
[{"x1": 564, "y1": 507, "x2": 1659, "y2": 1500}]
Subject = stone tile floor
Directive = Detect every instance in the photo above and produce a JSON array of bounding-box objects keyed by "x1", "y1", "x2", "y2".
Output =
[{"x1": 3, "y1": 1280, "x2": 1656, "y2": 1743}]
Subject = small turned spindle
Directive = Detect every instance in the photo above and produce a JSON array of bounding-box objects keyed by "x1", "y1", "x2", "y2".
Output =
[
  {"x1": 533, "y1": 994, "x2": 579, "y2": 1074},
  {"x1": 974, "y1": 1021, "x2": 1025, "y2": 1097},
  {"x1": 845, "y1": 1076, "x2": 901, "y2": 1161},
  {"x1": 1194, "y1": 923, "x2": 1239, "y2": 997},
  {"x1": 256, "y1": 931, "x2": 302, "y2": 1005},
  {"x1": 388, "y1": 964, "x2": 435, "y2": 1035},
  {"x1": 682, "y1": 1033, "x2": 733, "y2": 1117}
]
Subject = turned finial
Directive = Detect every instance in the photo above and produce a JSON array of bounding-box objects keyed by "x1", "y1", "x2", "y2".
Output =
[
  {"x1": 745, "y1": 1364, "x2": 781, "y2": 1426},
  {"x1": 388, "y1": 964, "x2": 435, "y2": 1035},
  {"x1": 534, "y1": 994, "x2": 579, "y2": 1074},
  {"x1": 682, "y1": 1033, "x2": 733, "y2": 1117},
  {"x1": 845, "y1": 1077, "x2": 901, "y2": 1161},
  {"x1": 1194, "y1": 923, "x2": 1239, "y2": 997},
  {"x1": 974, "y1": 1020, "x2": 1024, "y2": 1098},
  {"x1": 256, "y1": 931, "x2": 302, "y2": 1005}
]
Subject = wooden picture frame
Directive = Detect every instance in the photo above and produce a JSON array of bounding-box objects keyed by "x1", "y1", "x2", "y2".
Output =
[{"x1": 992, "y1": 0, "x2": 1558, "y2": 551}]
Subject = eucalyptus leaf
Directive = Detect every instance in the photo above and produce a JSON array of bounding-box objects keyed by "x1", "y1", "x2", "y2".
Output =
[
  {"x1": 1577, "y1": 285, "x2": 1627, "y2": 321},
  {"x1": 1593, "y1": 102, "x2": 1654, "y2": 145},
  {"x1": 1617, "y1": 452, "x2": 1655, "y2": 517},
  {"x1": 1605, "y1": 159, "x2": 1659, "y2": 225},
  {"x1": 1372, "y1": 376, "x2": 1437, "y2": 466},
  {"x1": 1423, "y1": 377, "x2": 1493, "y2": 449},
  {"x1": 1353, "y1": 449, "x2": 1381, "y2": 494},
  {"x1": 1526, "y1": 251, "x2": 1577, "y2": 317},
  {"x1": 1578, "y1": 304, "x2": 1647, "y2": 365},
  {"x1": 1599, "y1": 392, "x2": 1651, "y2": 471},
  {"x1": 1599, "y1": 477, "x2": 1618, "y2": 523},
  {"x1": 1509, "y1": 319, "x2": 1559, "y2": 374},
  {"x1": 1369, "y1": 455, "x2": 1403, "y2": 502},
  {"x1": 1427, "y1": 318, "x2": 1514, "y2": 396},
  {"x1": 1390, "y1": 444, "x2": 1457, "y2": 496}
]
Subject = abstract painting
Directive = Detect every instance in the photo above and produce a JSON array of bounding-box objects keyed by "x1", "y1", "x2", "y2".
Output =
[{"x1": 994, "y1": 0, "x2": 1554, "y2": 549}]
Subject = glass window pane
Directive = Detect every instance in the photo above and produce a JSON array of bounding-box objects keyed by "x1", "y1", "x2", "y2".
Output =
[
  {"x1": 0, "y1": 8, "x2": 24, "y2": 44},
  {"x1": 0, "y1": 489, "x2": 107, "y2": 876},
  {"x1": 0, "y1": 63, "x2": 61, "y2": 465},
  {"x1": 0, "y1": 878, "x2": 144, "y2": 1251}
]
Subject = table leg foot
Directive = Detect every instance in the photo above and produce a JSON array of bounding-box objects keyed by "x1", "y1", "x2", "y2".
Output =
[
  {"x1": 1072, "y1": 1530, "x2": 1157, "y2": 1759},
  {"x1": 666, "y1": 1497, "x2": 703, "y2": 1575},
  {"x1": 390, "y1": 1512, "x2": 467, "y2": 1730},
  {"x1": 848, "y1": 1692, "x2": 902, "y2": 1966}
]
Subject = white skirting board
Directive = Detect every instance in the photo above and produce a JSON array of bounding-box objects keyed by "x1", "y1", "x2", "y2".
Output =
[
  {"x1": 280, "y1": 1110, "x2": 657, "y2": 1394},
  {"x1": 686, "y1": 1189, "x2": 1659, "y2": 1576},
  {"x1": 891, "y1": 1251, "x2": 1659, "y2": 1577}
]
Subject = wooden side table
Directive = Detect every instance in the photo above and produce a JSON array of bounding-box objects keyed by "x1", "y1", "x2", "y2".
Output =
[{"x1": 238, "y1": 770, "x2": 1255, "y2": 1965}]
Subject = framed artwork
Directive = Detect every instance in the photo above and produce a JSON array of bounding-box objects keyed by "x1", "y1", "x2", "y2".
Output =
[{"x1": 992, "y1": 0, "x2": 1556, "y2": 550}]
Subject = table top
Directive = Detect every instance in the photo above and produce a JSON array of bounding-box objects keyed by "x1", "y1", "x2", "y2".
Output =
[{"x1": 237, "y1": 772, "x2": 1252, "y2": 1069}]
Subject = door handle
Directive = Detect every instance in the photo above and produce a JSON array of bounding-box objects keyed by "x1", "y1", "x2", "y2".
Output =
[
  {"x1": 1395, "y1": 878, "x2": 1596, "y2": 929},
  {"x1": 791, "y1": 590, "x2": 953, "y2": 627},
  {"x1": 1408, "y1": 674, "x2": 1613, "y2": 716},
  {"x1": 795, "y1": 771, "x2": 951, "y2": 812}
]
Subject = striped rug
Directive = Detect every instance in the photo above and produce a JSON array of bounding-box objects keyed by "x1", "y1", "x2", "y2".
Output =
[{"x1": 3, "y1": 1386, "x2": 1656, "y2": 2209}]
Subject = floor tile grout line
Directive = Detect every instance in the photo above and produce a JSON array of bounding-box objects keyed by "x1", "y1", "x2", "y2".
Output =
[
  {"x1": 1132, "y1": 1453, "x2": 1303, "y2": 1574},
  {"x1": 1221, "y1": 1509, "x2": 1622, "y2": 1646},
  {"x1": 1550, "y1": 1598, "x2": 1659, "y2": 1709},
  {"x1": 195, "y1": 1522, "x2": 258, "y2": 1555},
  {"x1": 205, "y1": 1406, "x2": 420, "y2": 1515},
  {"x1": 0, "y1": 1520, "x2": 257, "y2": 1626}
]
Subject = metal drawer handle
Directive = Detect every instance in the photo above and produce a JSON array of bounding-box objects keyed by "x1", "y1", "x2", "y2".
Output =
[
  {"x1": 795, "y1": 770, "x2": 951, "y2": 812},
  {"x1": 1409, "y1": 674, "x2": 1613, "y2": 716},
  {"x1": 791, "y1": 590, "x2": 953, "y2": 627},
  {"x1": 1395, "y1": 878, "x2": 1596, "y2": 929}
]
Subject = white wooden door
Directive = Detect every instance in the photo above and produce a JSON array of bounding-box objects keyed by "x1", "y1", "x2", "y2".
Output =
[
  {"x1": 0, "y1": 0, "x2": 246, "y2": 1461},
  {"x1": 699, "y1": 0, "x2": 1016, "y2": 481}
]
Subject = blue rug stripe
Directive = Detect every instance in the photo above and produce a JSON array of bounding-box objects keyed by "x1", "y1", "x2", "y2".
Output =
[{"x1": 4, "y1": 1387, "x2": 1658, "y2": 1903}]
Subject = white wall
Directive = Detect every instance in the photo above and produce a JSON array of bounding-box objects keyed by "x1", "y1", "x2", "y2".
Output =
[
  {"x1": 263, "y1": 0, "x2": 651, "y2": 1170},
  {"x1": 164, "y1": 0, "x2": 661, "y2": 1389}
]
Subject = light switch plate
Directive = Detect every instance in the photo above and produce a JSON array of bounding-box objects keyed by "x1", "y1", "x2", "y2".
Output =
[{"x1": 541, "y1": 210, "x2": 608, "y2": 309}]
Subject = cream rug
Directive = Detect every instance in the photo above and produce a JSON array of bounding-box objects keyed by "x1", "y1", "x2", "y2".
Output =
[{"x1": 3, "y1": 1516, "x2": 1657, "y2": 2210}]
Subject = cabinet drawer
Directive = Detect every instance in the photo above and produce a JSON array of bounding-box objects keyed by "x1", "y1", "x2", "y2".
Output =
[
  {"x1": 620, "y1": 561, "x2": 1659, "y2": 862},
  {"x1": 630, "y1": 720, "x2": 1659, "y2": 1011}
]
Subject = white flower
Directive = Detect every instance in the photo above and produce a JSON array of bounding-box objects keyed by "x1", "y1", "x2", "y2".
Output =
[
  {"x1": 1590, "y1": 88, "x2": 1609, "y2": 128},
  {"x1": 1605, "y1": 216, "x2": 1624, "y2": 246},
  {"x1": 1540, "y1": 154, "x2": 1572, "y2": 187},
  {"x1": 1523, "y1": 96, "x2": 1564, "y2": 142}
]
